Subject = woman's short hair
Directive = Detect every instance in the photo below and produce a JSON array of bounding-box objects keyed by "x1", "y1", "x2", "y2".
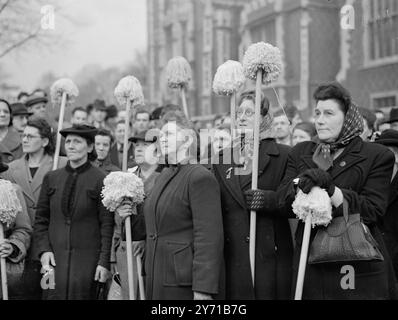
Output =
[
  {"x1": 313, "y1": 81, "x2": 352, "y2": 114},
  {"x1": 293, "y1": 122, "x2": 317, "y2": 138},
  {"x1": 0, "y1": 98, "x2": 12, "y2": 127},
  {"x1": 26, "y1": 118, "x2": 55, "y2": 155},
  {"x1": 95, "y1": 128, "x2": 114, "y2": 145},
  {"x1": 238, "y1": 90, "x2": 270, "y2": 117},
  {"x1": 161, "y1": 110, "x2": 198, "y2": 160}
]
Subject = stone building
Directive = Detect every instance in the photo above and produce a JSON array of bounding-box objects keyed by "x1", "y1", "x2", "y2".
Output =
[{"x1": 148, "y1": 0, "x2": 398, "y2": 120}]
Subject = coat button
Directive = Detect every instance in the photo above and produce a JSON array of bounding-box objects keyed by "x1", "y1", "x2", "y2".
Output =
[
  {"x1": 245, "y1": 236, "x2": 250, "y2": 243},
  {"x1": 339, "y1": 161, "x2": 346, "y2": 167},
  {"x1": 149, "y1": 234, "x2": 158, "y2": 240}
]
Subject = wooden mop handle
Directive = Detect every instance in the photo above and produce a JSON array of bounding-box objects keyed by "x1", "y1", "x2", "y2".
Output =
[
  {"x1": 180, "y1": 87, "x2": 189, "y2": 120},
  {"x1": 136, "y1": 253, "x2": 146, "y2": 300},
  {"x1": 53, "y1": 92, "x2": 67, "y2": 171},
  {"x1": 249, "y1": 69, "x2": 263, "y2": 287},
  {"x1": 0, "y1": 224, "x2": 8, "y2": 300},
  {"x1": 230, "y1": 92, "x2": 236, "y2": 140},
  {"x1": 122, "y1": 100, "x2": 136, "y2": 300},
  {"x1": 125, "y1": 217, "x2": 136, "y2": 300},
  {"x1": 294, "y1": 214, "x2": 312, "y2": 300}
]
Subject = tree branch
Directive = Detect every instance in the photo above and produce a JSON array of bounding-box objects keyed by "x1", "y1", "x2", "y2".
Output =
[
  {"x1": 0, "y1": 26, "x2": 41, "y2": 59},
  {"x1": 0, "y1": 0, "x2": 12, "y2": 16}
]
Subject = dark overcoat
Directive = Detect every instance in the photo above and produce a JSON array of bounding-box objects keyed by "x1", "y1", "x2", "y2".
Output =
[
  {"x1": 380, "y1": 173, "x2": 398, "y2": 282},
  {"x1": 279, "y1": 137, "x2": 397, "y2": 299},
  {"x1": 33, "y1": 161, "x2": 114, "y2": 300},
  {"x1": 109, "y1": 143, "x2": 135, "y2": 169},
  {"x1": 0, "y1": 127, "x2": 23, "y2": 163},
  {"x1": 212, "y1": 138, "x2": 293, "y2": 300},
  {"x1": 144, "y1": 164, "x2": 224, "y2": 300}
]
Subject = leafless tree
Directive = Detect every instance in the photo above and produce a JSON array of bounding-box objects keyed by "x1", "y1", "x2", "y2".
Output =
[{"x1": 0, "y1": 0, "x2": 69, "y2": 59}]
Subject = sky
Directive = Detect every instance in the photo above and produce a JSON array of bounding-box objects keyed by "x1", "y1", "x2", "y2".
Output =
[{"x1": 2, "y1": 0, "x2": 147, "y2": 91}]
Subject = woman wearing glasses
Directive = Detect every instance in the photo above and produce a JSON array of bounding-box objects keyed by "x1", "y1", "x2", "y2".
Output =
[
  {"x1": 212, "y1": 90, "x2": 293, "y2": 299},
  {"x1": 1, "y1": 118, "x2": 67, "y2": 299}
]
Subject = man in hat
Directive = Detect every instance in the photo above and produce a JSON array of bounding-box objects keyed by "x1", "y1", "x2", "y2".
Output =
[
  {"x1": 109, "y1": 120, "x2": 135, "y2": 169},
  {"x1": 11, "y1": 103, "x2": 33, "y2": 135},
  {"x1": 25, "y1": 92, "x2": 48, "y2": 120},
  {"x1": 33, "y1": 124, "x2": 114, "y2": 300},
  {"x1": 375, "y1": 129, "x2": 398, "y2": 281},
  {"x1": 387, "y1": 107, "x2": 398, "y2": 131},
  {"x1": 91, "y1": 99, "x2": 108, "y2": 130}
]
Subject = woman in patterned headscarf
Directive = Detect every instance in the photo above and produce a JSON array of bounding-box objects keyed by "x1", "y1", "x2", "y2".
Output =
[{"x1": 279, "y1": 81, "x2": 397, "y2": 299}]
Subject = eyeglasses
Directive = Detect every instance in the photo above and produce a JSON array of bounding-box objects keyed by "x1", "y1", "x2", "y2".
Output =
[
  {"x1": 237, "y1": 109, "x2": 255, "y2": 118},
  {"x1": 22, "y1": 134, "x2": 41, "y2": 140}
]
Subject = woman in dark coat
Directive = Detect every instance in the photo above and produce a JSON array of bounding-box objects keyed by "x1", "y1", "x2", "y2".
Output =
[
  {"x1": 212, "y1": 90, "x2": 293, "y2": 300},
  {"x1": 1, "y1": 118, "x2": 67, "y2": 300},
  {"x1": 141, "y1": 110, "x2": 223, "y2": 300},
  {"x1": 0, "y1": 99, "x2": 23, "y2": 163},
  {"x1": 374, "y1": 130, "x2": 398, "y2": 283},
  {"x1": 279, "y1": 82, "x2": 397, "y2": 299},
  {"x1": 33, "y1": 124, "x2": 114, "y2": 300}
]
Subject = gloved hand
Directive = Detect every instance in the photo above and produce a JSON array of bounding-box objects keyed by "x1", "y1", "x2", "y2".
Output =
[
  {"x1": 244, "y1": 189, "x2": 268, "y2": 211},
  {"x1": 297, "y1": 168, "x2": 335, "y2": 197}
]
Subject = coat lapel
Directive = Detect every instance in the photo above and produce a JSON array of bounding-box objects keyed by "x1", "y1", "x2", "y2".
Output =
[
  {"x1": 240, "y1": 139, "x2": 280, "y2": 190},
  {"x1": 329, "y1": 138, "x2": 366, "y2": 180},
  {"x1": 215, "y1": 139, "x2": 280, "y2": 209},
  {"x1": 11, "y1": 157, "x2": 36, "y2": 204},
  {"x1": 388, "y1": 174, "x2": 398, "y2": 206},
  {"x1": 31, "y1": 154, "x2": 53, "y2": 195},
  {"x1": 300, "y1": 138, "x2": 366, "y2": 179},
  {"x1": 151, "y1": 167, "x2": 181, "y2": 228}
]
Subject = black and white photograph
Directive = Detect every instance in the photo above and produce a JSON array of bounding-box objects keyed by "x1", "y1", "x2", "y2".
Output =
[{"x1": 0, "y1": 0, "x2": 398, "y2": 309}]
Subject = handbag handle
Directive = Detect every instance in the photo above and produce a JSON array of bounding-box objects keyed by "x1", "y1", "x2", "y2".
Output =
[{"x1": 342, "y1": 198, "x2": 349, "y2": 222}]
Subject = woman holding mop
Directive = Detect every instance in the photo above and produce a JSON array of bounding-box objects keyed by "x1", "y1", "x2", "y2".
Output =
[
  {"x1": 0, "y1": 157, "x2": 32, "y2": 300},
  {"x1": 212, "y1": 90, "x2": 293, "y2": 299},
  {"x1": 140, "y1": 110, "x2": 223, "y2": 300},
  {"x1": 279, "y1": 81, "x2": 397, "y2": 299}
]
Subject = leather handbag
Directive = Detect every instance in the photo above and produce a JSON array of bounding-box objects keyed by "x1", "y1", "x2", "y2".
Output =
[
  {"x1": 107, "y1": 272, "x2": 123, "y2": 300},
  {"x1": 308, "y1": 199, "x2": 384, "y2": 264}
]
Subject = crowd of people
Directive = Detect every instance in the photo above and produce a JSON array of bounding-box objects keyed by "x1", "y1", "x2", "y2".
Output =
[{"x1": 0, "y1": 80, "x2": 397, "y2": 300}]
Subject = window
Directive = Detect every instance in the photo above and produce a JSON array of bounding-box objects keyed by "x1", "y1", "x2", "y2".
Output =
[
  {"x1": 181, "y1": 21, "x2": 188, "y2": 57},
  {"x1": 365, "y1": 0, "x2": 398, "y2": 61},
  {"x1": 373, "y1": 95, "x2": 397, "y2": 109},
  {"x1": 165, "y1": 25, "x2": 173, "y2": 60},
  {"x1": 250, "y1": 19, "x2": 276, "y2": 45}
]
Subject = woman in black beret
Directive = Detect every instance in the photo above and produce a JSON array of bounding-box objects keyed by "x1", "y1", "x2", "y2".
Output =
[{"x1": 33, "y1": 124, "x2": 114, "y2": 300}]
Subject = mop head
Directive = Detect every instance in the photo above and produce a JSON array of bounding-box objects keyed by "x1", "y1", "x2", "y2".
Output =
[
  {"x1": 166, "y1": 56, "x2": 192, "y2": 89},
  {"x1": 0, "y1": 180, "x2": 22, "y2": 228},
  {"x1": 114, "y1": 76, "x2": 145, "y2": 107},
  {"x1": 292, "y1": 186, "x2": 333, "y2": 228},
  {"x1": 50, "y1": 78, "x2": 79, "y2": 106},
  {"x1": 213, "y1": 60, "x2": 245, "y2": 96},
  {"x1": 101, "y1": 171, "x2": 145, "y2": 212},
  {"x1": 242, "y1": 42, "x2": 283, "y2": 84}
]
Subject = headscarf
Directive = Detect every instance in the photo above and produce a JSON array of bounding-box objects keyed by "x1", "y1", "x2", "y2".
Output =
[{"x1": 312, "y1": 103, "x2": 364, "y2": 171}]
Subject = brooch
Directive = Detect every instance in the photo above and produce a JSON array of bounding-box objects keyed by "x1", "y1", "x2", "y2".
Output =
[{"x1": 226, "y1": 167, "x2": 233, "y2": 179}]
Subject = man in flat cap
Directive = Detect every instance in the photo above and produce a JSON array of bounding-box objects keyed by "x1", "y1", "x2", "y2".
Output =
[
  {"x1": 25, "y1": 91, "x2": 48, "y2": 120},
  {"x1": 10, "y1": 103, "x2": 33, "y2": 135}
]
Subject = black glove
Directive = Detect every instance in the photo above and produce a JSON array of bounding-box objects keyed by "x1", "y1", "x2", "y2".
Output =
[
  {"x1": 297, "y1": 168, "x2": 335, "y2": 197},
  {"x1": 244, "y1": 189, "x2": 267, "y2": 211}
]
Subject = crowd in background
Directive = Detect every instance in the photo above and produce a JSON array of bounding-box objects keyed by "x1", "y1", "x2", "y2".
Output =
[{"x1": 0, "y1": 81, "x2": 398, "y2": 300}]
